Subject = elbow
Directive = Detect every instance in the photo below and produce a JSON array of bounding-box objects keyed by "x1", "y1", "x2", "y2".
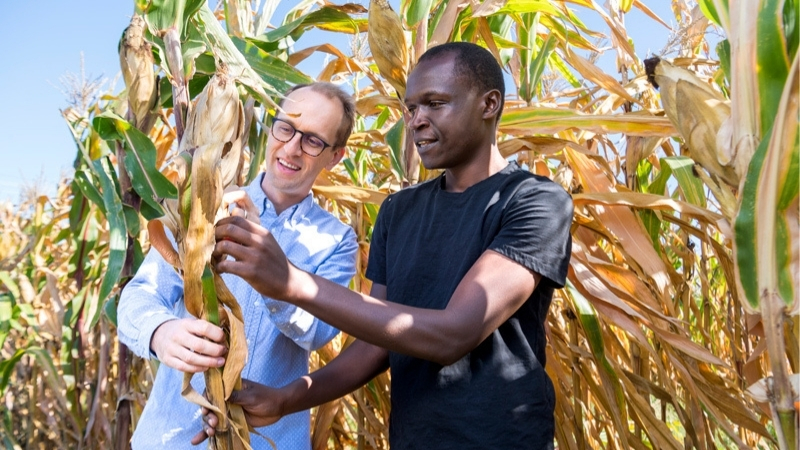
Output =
[
  {"x1": 432, "y1": 353, "x2": 462, "y2": 367},
  {"x1": 426, "y1": 331, "x2": 479, "y2": 366}
]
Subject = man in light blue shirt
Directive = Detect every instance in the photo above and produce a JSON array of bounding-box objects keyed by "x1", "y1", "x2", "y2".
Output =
[{"x1": 117, "y1": 82, "x2": 358, "y2": 449}]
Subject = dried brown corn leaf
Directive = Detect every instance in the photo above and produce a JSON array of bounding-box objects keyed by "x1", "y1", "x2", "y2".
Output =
[{"x1": 368, "y1": 0, "x2": 409, "y2": 98}]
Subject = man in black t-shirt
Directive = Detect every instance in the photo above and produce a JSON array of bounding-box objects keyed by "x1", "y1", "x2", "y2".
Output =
[{"x1": 204, "y1": 42, "x2": 573, "y2": 449}]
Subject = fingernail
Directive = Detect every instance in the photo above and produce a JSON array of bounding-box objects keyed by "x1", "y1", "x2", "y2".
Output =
[{"x1": 217, "y1": 358, "x2": 225, "y2": 366}]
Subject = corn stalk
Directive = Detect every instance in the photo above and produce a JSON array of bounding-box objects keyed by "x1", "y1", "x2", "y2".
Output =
[{"x1": 645, "y1": 0, "x2": 799, "y2": 446}]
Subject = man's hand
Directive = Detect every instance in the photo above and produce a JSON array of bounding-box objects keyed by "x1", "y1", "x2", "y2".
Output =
[
  {"x1": 222, "y1": 188, "x2": 260, "y2": 225},
  {"x1": 212, "y1": 215, "x2": 296, "y2": 301},
  {"x1": 190, "y1": 378, "x2": 288, "y2": 445},
  {"x1": 150, "y1": 318, "x2": 227, "y2": 373}
]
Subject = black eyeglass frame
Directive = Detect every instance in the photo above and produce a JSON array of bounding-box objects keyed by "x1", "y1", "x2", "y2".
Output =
[{"x1": 269, "y1": 116, "x2": 334, "y2": 157}]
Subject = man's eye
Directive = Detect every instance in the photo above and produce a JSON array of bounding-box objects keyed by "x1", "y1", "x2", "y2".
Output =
[
  {"x1": 277, "y1": 123, "x2": 294, "y2": 134},
  {"x1": 429, "y1": 101, "x2": 444, "y2": 107},
  {"x1": 305, "y1": 135, "x2": 325, "y2": 149}
]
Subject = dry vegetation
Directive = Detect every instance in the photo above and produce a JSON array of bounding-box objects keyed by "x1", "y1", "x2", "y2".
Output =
[{"x1": 1, "y1": 0, "x2": 797, "y2": 449}]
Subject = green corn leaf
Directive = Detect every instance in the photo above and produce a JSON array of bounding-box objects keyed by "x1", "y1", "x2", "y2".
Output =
[
  {"x1": 104, "y1": 293, "x2": 118, "y2": 327},
  {"x1": 141, "y1": 0, "x2": 204, "y2": 36},
  {"x1": 343, "y1": 158, "x2": 358, "y2": 183},
  {"x1": 518, "y1": 12, "x2": 540, "y2": 103},
  {"x1": 524, "y1": 33, "x2": 558, "y2": 102},
  {"x1": 0, "y1": 349, "x2": 26, "y2": 395},
  {"x1": 717, "y1": 39, "x2": 731, "y2": 83},
  {"x1": 91, "y1": 156, "x2": 127, "y2": 327},
  {"x1": 549, "y1": 52, "x2": 581, "y2": 88},
  {"x1": 247, "y1": 117, "x2": 268, "y2": 186},
  {"x1": 698, "y1": 0, "x2": 725, "y2": 27},
  {"x1": 160, "y1": 73, "x2": 211, "y2": 108},
  {"x1": 233, "y1": 37, "x2": 313, "y2": 93},
  {"x1": 202, "y1": 265, "x2": 219, "y2": 326},
  {"x1": 123, "y1": 205, "x2": 141, "y2": 238},
  {"x1": 0, "y1": 294, "x2": 12, "y2": 350},
  {"x1": 93, "y1": 111, "x2": 176, "y2": 219},
  {"x1": 73, "y1": 170, "x2": 106, "y2": 215},
  {"x1": 406, "y1": 0, "x2": 435, "y2": 27},
  {"x1": 386, "y1": 118, "x2": 405, "y2": 181},
  {"x1": 785, "y1": 0, "x2": 799, "y2": 62},
  {"x1": 495, "y1": 0, "x2": 563, "y2": 17},
  {"x1": 662, "y1": 156, "x2": 706, "y2": 208},
  {"x1": 756, "y1": 0, "x2": 791, "y2": 133},
  {"x1": 64, "y1": 288, "x2": 87, "y2": 328},
  {"x1": 564, "y1": 280, "x2": 628, "y2": 440},
  {"x1": 640, "y1": 209, "x2": 662, "y2": 250},
  {"x1": 735, "y1": 131, "x2": 770, "y2": 309},
  {"x1": 263, "y1": 7, "x2": 365, "y2": 43},
  {"x1": 0, "y1": 271, "x2": 20, "y2": 301}
]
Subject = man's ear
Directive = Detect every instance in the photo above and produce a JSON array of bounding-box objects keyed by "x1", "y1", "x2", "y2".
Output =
[
  {"x1": 326, "y1": 146, "x2": 346, "y2": 170},
  {"x1": 481, "y1": 89, "x2": 502, "y2": 121}
]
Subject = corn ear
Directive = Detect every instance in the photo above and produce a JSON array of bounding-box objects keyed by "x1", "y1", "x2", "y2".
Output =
[
  {"x1": 119, "y1": 15, "x2": 158, "y2": 133},
  {"x1": 180, "y1": 66, "x2": 245, "y2": 154},
  {"x1": 644, "y1": 57, "x2": 740, "y2": 188}
]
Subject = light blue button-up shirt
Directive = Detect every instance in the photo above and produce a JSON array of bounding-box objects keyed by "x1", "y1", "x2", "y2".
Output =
[{"x1": 117, "y1": 173, "x2": 358, "y2": 449}]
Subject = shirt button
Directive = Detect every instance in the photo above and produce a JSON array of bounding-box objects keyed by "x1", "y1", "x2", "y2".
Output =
[
  {"x1": 254, "y1": 300, "x2": 262, "y2": 307},
  {"x1": 270, "y1": 307, "x2": 277, "y2": 313}
]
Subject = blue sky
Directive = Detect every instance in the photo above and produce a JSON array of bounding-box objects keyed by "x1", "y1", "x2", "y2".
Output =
[
  {"x1": 0, "y1": 1, "x2": 134, "y2": 202},
  {"x1": 0, "y1": 1, "x2": 681, "y2": 204}
]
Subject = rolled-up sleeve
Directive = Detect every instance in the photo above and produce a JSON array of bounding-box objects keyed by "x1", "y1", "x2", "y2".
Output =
[{"x1": 263, "y1": 227, "x2": 358, "y2": 351}]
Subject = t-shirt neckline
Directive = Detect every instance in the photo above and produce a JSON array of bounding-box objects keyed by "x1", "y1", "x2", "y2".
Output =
[{"x1": 438, "y1": 161, "x2": 518, "y2": 194}]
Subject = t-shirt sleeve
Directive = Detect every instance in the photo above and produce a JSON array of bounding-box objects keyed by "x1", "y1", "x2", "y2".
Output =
[
  {"x1": 489, "y1": 179, "x2": 573, "y2": 288},
  {"x1": 365, "y1": 194, "x2": 393, "y2": 286}
]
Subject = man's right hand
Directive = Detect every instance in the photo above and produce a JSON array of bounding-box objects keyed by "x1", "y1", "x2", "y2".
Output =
[
  {"x1": 190, "y1": 378, "x2": 287, "y2": 445},
  {"x1": 150, "y1": 318, "x2": 227, "y2": 373}
]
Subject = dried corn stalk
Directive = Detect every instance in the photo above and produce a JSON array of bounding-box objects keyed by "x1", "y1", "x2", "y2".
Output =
[{"x1": 149, "y1": 66, "x2": 251, "y2": 450}]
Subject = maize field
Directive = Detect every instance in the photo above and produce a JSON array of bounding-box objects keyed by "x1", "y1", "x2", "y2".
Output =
[{"x1": 0, "y1": 0, "x2": 797, "y2": 449}]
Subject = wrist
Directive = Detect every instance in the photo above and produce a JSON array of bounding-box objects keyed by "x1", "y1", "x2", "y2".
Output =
[
  {"x1": 283, "y1": 376, "x2": 313, "y2": 415},
  {"x1": 285, "y1": 265, "x2": 317, "y2": 305}
]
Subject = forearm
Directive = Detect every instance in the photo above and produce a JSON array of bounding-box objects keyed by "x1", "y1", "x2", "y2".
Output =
[
  {"x1": 282, "y1": 340, "x2": 389, "y2": 415},
  {"x1": 287, "y1": 269, "x2": 472, "y2": 365},
  {"x1": 117, "y1": 252, "x2": 183, "y2": 358}
]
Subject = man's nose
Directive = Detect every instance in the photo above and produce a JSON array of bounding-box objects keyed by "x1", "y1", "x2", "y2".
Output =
[
  {"x1": 406, "y1": 109, "x2": 428, "y2": 130},
  {"x1": 284, "y1": 132, "x2": 304, "y2": 155}
]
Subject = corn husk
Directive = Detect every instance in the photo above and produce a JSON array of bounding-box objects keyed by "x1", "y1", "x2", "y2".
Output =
[
  {"x1": 119, "y1": 15, "x2": 158, "y2": 133},
  {"x1": 645, "y1": 57, "x2": 740, "y2": 188}
]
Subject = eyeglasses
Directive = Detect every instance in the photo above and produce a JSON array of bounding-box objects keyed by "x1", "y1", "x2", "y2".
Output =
[{"x1": 270, "y1": 117, "x2": 333, "y2": 157}]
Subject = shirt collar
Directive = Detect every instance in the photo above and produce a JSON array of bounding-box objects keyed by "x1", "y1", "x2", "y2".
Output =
[{"x1": 243, "y1": 173, "x2": 314, "y2": 222}]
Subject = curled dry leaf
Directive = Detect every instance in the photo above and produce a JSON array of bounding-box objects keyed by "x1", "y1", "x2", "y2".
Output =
[{"x1": 368, "y1": 0, "x2": 409, "y2": 98}]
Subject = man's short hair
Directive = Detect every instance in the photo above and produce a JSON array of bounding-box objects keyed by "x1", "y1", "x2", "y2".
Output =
[
  {"x1": 280, "y1": 82, "x2": 356, "y2": 148},
  {"x1": 417, "y1": 42, "x2": 505, "y2": 114}
]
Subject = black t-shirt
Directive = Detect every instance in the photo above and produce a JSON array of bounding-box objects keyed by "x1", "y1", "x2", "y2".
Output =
[{"x1": 366, "y1": 162, "x2": 573, "y2": 449}]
